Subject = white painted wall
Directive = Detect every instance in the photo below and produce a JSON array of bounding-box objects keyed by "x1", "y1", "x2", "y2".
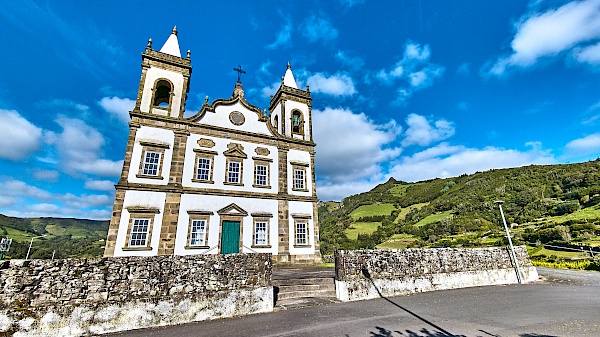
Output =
[
  {"x1": 198, "y1": 102, "x2": 271, "y2": 135},
  {"x1": 128, "y1": 126, "x2": 174, "y2": 185},
  {"x1": 182, "y1": 134, "x2": 278, "y2": 193},
  {"x1": 175, "y1": 194, "x2": 279, "y2": 255},
  {"x1": 287, "y1": 149, "x2": 312, "y2": 197},
  {"x1": 113, "y1": 191, "x2": 166, "y2": 257},
  {"x1": 288, "y1": 200, "x2": 315, "y2": 255},
  {"x1": 140, "y1": 67, "x2": 185, "y2": 118},
  {"x1": 270, "y1": 105, "x2": 281, "y2": 134}
]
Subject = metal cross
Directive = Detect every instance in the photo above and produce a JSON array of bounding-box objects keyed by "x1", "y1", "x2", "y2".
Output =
[{"x1": 233, "y1": 65, "x2": 246, "y2": 83}]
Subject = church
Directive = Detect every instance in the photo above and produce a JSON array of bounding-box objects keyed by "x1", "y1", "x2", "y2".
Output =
[{"x1": 103, "y1": 28, "x2": 321, "y2": 264}]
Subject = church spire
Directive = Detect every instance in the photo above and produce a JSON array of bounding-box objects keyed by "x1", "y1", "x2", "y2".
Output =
[
  {"x1": 159, "y1": 26, "x2": 182, "y2": 57},
  {"x1": 283, "y1": 62, "x2": 298, "y2": 88}
]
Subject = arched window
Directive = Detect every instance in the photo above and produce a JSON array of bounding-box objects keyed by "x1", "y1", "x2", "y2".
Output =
[
  {"x1": 153, "y1": 79, "x2": 172, "y2": 108},
  {"x1": 274, "y1": 115, "x2": 279, "y2": 132},
  {"x1": 291, "y1": 110, "x2": 304, "y2": 134}
]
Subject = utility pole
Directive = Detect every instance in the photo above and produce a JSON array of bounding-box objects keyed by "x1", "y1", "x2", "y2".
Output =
[
  {"x1": 495, "y1": 201, "x2": 522, "y2": 284},
  {"x1": 25, "y1": 235, "x2": 46, "y2": 260}
]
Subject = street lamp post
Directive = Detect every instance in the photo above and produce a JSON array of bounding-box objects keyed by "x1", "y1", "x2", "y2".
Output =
[
  {"x1": 495, "y1": 201, "x2": 522, "y2": 284},
  {"x1": 25, "y1": 235, "x2": 46, "y2": 260}
]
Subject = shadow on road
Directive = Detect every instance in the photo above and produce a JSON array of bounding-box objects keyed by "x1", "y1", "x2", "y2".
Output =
[{"x1": 361, "y1": 266, "x2": 466, "y2": 337}]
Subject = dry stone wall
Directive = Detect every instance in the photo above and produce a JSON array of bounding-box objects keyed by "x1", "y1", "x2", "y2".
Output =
[
  {"x1": 334, "y1": 246, "x2": 538, "y2": 302},
  {"x1": 0, "y1": 253, "x2": 273, "y2": 336}
]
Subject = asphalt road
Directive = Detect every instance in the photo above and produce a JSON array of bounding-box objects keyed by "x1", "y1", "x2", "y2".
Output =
[{"x1": 110, "y1": 267, "x2": 600, "y2": 337}]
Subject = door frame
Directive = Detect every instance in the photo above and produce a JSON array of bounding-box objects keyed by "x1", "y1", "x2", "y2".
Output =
[{"x1": 219, "y1": 215, "x2": 244, "y2": 254}]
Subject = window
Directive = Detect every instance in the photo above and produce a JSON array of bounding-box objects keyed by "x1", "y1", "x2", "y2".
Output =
[
  {"x1": 136, "y1": 142, "x2": 169, "y2": 179},
  {"x1": 123, "y1": 207, "x2": 158, "y2": 251},
  {"x1": 192, "y1": 149, "x2": 216, "y2": 184},
  {"x1": 295, "y1": 222, "x2": 308, "y2": 245},
  {"x1": 291, "y1": 162, "x2": 309, "y2": 192},
  {"x1": 227, "y1": 160, "x2": 241, "y2": 184},
  {"x1": 143, "y1": 151, "x2": 161, "y2": 176},
  {"x1": 255, "y1": 164, "x2": 267, "y2": 186},
  {"x1": 274, "y1": 115, "x2": 279, "y2": 132},
  {"x1": 251, "y1": 213, "x2": 272, "y2": 248},
  {"x1": 189, "y1": 219, "x2": 207, "y2": 246},
  {"x1": 186, "y1": 211, "x2": 212, "y2": 249},
  {"x1": 254, "y1": 221, "x2": 268, "y2": 246},
  {"x1": 129, "y1": 218, "x2": 150, "y2": 247},
  {"x1": 291, "y1": 110, "x2": 304, "y2": 135},
  {"x1": 293, "y1": 168, "x2": 305, "y2": 190},
  {"x1": 197, "y1": 157, "x2": 211, "y2": 180}
]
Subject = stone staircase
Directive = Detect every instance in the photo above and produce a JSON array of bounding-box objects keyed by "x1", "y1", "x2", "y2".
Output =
[{"x1": 272, "y1": 267, "x2": 339, "y2": 310}]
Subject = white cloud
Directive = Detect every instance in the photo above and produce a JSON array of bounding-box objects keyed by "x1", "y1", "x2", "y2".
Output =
[
  {"x1": 98, "y1": 96, "x2": 135, "y2": 124},
  {"x1": 0, "y1": 109, "x2": 42, "y2": 161},
  {"x1": 389, "y1": 142, "x2": 556, "y2": 182},
  {"x1": 306, "y1": 73, "x2": 356, "y2": 96},
  {"x1": 487, "y1": 0, "x2": 600, "y2": 76},
  {"x1": 313, "y1": 107, "x2": 401, "y2": 200},
  {"x1": 84, "y1": 179, "x2": 116, "y2": 192},
  {"x1": 261, "y1": 81, "x2": 281, "y2": 98},
  {"x1": 564, "y1": 133, "x2": 600, "y2": 157},
  {"x1": 54, "y1": 116, "x2": 123, "y2": 177},
  {"x1": 401, "y1": 114, "x2": 455, "y2": 147},
  {"x1": 267, "y1": 22, "x2": 293, "y2": 49},
  {"x1": 0, "y1": 177, "x2": 113, "y2": 219},
  {"x1": 573, "y1": 41, "x2": 600, "y2": 64},
  {"x1": 301, "y1": 15, "x2": 338, "y2": 43},
  {"x1": 376, "y1": 42, "x2": 444, "y2": 104},
  {"x1": 335, "y1": 51, "x2": 365, "y2": 70},
  {"x1": 32, "y1": 169, "x2": 59, "y2": 182}
]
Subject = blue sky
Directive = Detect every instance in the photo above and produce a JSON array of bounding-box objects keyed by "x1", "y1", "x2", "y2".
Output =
[{"x1": 1, "y1": 0, "x2": 600, "y2": 220}]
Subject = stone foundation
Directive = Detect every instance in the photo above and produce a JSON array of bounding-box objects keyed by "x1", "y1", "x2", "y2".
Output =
[
  {"x1": 334, "y1": 246, "x2": 538, "y2": 302},
  {"x1": 0, "y1": 254, "x2": 272, "y2": 336}
]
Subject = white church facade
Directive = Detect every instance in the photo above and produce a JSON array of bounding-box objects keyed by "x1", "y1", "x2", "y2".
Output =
[{"x1": 104, "y1": 28, "x2": 321, "y2": 264}]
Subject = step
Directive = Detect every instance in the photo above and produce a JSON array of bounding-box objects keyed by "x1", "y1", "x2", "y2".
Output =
[
  {"x1": 274, "y1": 296, "x2": 340, "y2": 311},
  {"x1": 272, "y1": 277, "x2": 335, "y2": 286},
  {"x1": 276, "y1": 288, "x2": 337, "y2": 300},
  {"x1": 277, "y1": 284, "x2": 335, "y2": 293}
]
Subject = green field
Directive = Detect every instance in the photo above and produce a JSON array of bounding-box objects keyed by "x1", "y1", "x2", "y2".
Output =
[
  {"x1": 531, "y1": 204, "x2": 600, "y2": 226},
  {"x1": 530, "y1": 247, "x2": 590, "y2": 260},
  {"x1": 414, "y1": 210, "x2": 453, "y2": 227},
  {"x1": 345, "y1": 222, "x2": 381, "y2": 240},
  {"x1": 377, "y1": 233, "x2": 418, "y2": 249},
  {"x1": 396, "y1": 202, "x2": 429, "y2": 222},
  {"x1": 388, "y1": 184, "x2": 413, "y2": 196},
  {"x1": 350, "y1": 203, "x2": 396, "y2": 220}
]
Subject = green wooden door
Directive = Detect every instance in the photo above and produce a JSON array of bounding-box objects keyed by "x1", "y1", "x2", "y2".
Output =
[{"x1": 220, "y1": 221, "x2": 240, "y2": 254}]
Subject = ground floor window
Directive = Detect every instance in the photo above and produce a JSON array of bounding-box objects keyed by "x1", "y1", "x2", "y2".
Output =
[{"x1": 129, "y1": 218, "x2": 150, "y2": 246}]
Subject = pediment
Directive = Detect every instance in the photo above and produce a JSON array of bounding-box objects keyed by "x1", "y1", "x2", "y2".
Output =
[
  {"x1": 223, "y1": 143, "x2": 247, "y2": 158},
  {"x1": 217, "y1": 203, "x2": 248, "y2": 216}
]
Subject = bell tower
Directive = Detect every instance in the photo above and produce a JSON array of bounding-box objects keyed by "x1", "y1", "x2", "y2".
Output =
[
  {"x1": 269, "y1": 63, "x2": 313, "y2": 141},
  {"x1": 134, "y1": 27, "x2": 192, "y2": 119}
]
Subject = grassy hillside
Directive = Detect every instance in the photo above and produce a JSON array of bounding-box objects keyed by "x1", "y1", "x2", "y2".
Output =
[
  {"x1": 319, "y1": 159, "x2": 600, "y2": 260},
  {"x1": 0, "y1": 214, "x2": 108, "y2": 259}
]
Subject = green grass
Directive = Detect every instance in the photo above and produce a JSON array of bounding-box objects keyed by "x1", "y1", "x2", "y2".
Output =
[
  {"x1": 414, "y1": 210, "x2": 453, "y2": 227},
  {"x1": 530, "y1": 247, "x2": 590, "y2": 260},
  {"x1": 395, "y1": 202, "x2": 429, "y2": 222},
  {"x1": 3, "y1": 227, "x2": 36, "y2": 242},
  {"x1": 323, "y1": 201, "x2": 341, "y2": 212},
  {"x1": 344, "y1": 222, "x2": 381, "y2": 240},
  {"x1": 388, "y1": 184, "x2": 413, "y2": 196},
  {"x1": 349, "y1": 203, "x2": 396, "y2": 220},
  {"x1": 377, "y1": 233, "x2": 418, "y2": 249},
  {"x1": 530, "y1": 204, "x2": 600, "y2": 226}
]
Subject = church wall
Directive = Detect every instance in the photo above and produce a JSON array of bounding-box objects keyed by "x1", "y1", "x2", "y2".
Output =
[
  {"x1": 113, "y1": 191, "x2": 166, "y2": 257},
  {"x1": 287, "y1": 200, "x2": 316, "y2": 256},
  {"x1": 287, "y1": 149, "x2": 312, "y2": 197},
  {"x1": 182, "y1": 133, "x2": 278, "y2": 194},
  {"x1": 285, "y1": 100, "x2": 311, "y2": 140},
  {"x1": 270, "y1": 105, "x2": 282, "y2": 134},
  {"x1": 199, "y1": 102, "x2": 271, "y2": 135},
  {"x1": 140, "y1": 67, "x2": 185, "y2": 117},
  {"x1": 175, "y1": 194, "x2": 279, "y2": 256},
  {"x1": 127, "y1": 126, "x2": 174, "y2": 186},
  {"x1": 0, "y1": 254, "x2": 273, "y2": 337}
]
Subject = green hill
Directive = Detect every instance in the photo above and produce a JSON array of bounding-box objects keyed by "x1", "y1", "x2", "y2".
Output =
[
  {"x1": 0, "y1": 214, "x2": 108, "y2": 259},
  {"x1": 319, "y1": 159, "x2": 600, "y2": 257}
]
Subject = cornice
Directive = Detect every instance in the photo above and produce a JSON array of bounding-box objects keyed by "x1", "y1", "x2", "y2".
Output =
[{"x1": 142, "y1": 49, "x2": 192, "y2": 70}]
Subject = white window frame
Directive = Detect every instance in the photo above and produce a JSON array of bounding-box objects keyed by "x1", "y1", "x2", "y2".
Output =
[
  {"x1": 225, "y1": 159, "x2": 243, "y2": 185},
  {"x1": 189, "y1": 219, "x2": 208, "y2": 247},
  {"x1": 295, "y1": 221, "x2": 308, "y2": 246}
]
